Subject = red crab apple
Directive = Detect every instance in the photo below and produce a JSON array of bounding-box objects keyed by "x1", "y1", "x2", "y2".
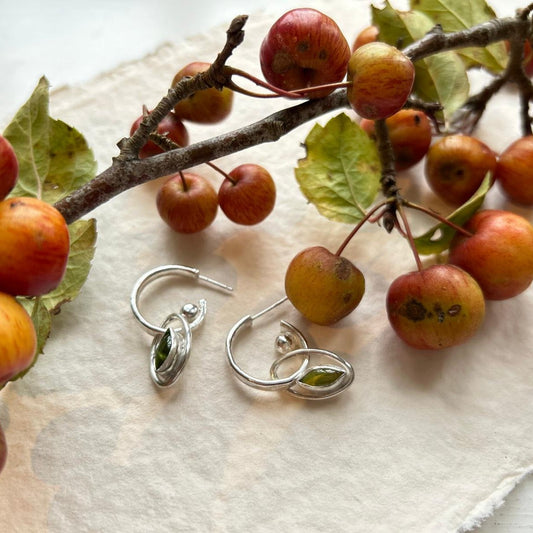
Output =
[
  {"x1": 285, "y1": 246, "x2": 365, "y2": 326},
  {"x1": 156, "y1": 172, "x2": 218, "y2": 234},
  {"x1": 360, "y1": 109, "x2": 432, "y2": 171},
  {"x1": 0, "y1": 291, "x2": 37, "y2": 387},
  {"x1": 448, "y1": 209, "x2": 533, "y2": 300},
  {"x1": 425, "y1": 134, "x2": 497, "y2": 206},
  {"x1": 347, "y1": 42, "x2": 415, "y2": 120},
  {"x1": 130, "y1": 110, "x2": 189, "y2": 159},
  {"x1": 172, "y1": 62, "x2": 234, "y2": 124},
  {"x1": 259, "y1": 8, "x2": 351, "y2": 99},
  {"x1": 494, "y1": 135, "x2": 533, "y2": 206},
  {"x1": 386, "y1": 264, "x2": 485, "y2": 350},
  {"x1": 0, "y1": 134, "x2": 18, "y2": 201},
  {"x1": 0, "y1": 197, "x2": 70, "y2": 297},
  {"x1": 352, "y1": 25, "x2": 379, "y2": 51},
  {"x1": 218, "y1": 164, "x2": 276, "y2": 225}
]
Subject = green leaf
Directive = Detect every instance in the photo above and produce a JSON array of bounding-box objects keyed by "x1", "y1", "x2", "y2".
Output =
[
  {"x1": 300, "y1": 367, "x2": 345, "y2": 388},
  {"x1": 294, "y1": 113, "x2": 381, "y2": 223},
  {"x1": 372, "y1": 2, "x2": 470, "y2": 124},
  {"x1": 41, "y1": 219, "x2": 98, "y2": 313},
  {"x1": 3, "y1": 77, "x2": 51, "y2": 198},
  {"x1": 413, "y1": 173, "x2": 491, "y2": 254},
  {"x1": 3, "y1": 76, "x2": 97, "y2": 202},
  {"x1": 410, "y1": 0, "x2": 508, "y2": 72}
]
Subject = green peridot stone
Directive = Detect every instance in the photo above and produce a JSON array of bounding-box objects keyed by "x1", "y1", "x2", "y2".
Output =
[
  {"x1": 300, "y1": 367, "x2": 344, "y2": 387},
  {"x1": 155, "y1": 329, "x2": 173, "y2": 369}
]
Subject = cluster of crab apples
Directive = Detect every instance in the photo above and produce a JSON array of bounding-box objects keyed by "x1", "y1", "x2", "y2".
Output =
[
  {"x1": 131, "y1": 7, "x2": 533, "y2": 351},
  {"x1": 259, "y1": 8, "x2": 533, "y2": 350}
]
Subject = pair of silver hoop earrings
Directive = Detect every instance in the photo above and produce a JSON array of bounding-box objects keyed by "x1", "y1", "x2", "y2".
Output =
[{"x1": 130, "y1": 265, "x2": 354, "y2": 400}]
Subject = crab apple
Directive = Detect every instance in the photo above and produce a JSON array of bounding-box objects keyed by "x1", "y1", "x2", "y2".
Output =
[
  {"x1": 172, "y1": 62, "x2": 234, "y2": 124},
  {"x1": 352, "y1": 25, "x2": 379, "y2": 51},
  {"x1": 448, "y1": 209, "x2": 533, "y2": 300},
  {"x1": 425, "y1": 134, "x2": 497, "y2": 206},
  {"x1": 156, "y1": 172, "x2": 218, "y2": 234},
  {"x1": 347, "y1": 42, "x2": 415, "y2": 120},
  {"x1": 386, "y1": 264, "x2": 485, "y2": 350},
  {"x1": 259, "y1": 8, "x2": 351, "y2": 99},
  {"x1": 360, "y1": 109, "x2": 432, "y2": 171},
  {"x1": 0, "y1": 291, "x2": 37, "y2": 386},
  {"x1": 494, "y1": 135, "x2": 533, "y2": 206},
  {"x1": 0, "y1": 197, "x2": 70, "y2": 297},
  {"x1": 285, "y1": 246, "x2": 365, "y2": 326},
  {"x1": 0, "y1": 135, "x2": 18, "y2": 201},
  {"x1": 218, "y1": 164, "x2": 276, "y2": 225},
  {"x1": 130, "y1": 110, "x2": 189, "y2": 159}
]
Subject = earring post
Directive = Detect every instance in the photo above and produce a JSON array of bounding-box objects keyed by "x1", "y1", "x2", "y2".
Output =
[{"x1": 250, "y1": 296, "x2": 288, "y2": 321}]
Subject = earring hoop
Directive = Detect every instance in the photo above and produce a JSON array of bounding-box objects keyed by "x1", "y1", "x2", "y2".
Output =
[
  {"x1": 226, "y1": 296, "x2": 354, "y2": 400},
  {"x1": 131, "y1": 264, "x2": 233, "y2": 387}
]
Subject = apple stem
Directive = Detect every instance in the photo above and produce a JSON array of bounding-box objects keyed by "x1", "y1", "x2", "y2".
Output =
[
  {"x1": 227, "y1": 66, "x2": 352, "y2": 100},
  {"x1": 335, "y1": 200, "x2": 392, "y2": 256},
  {"x1": 404, "y1": 200, "x2": 474, "y2": 238},
  {"x1": 226, "y1": 67, "x2": 306, "y2": 99},
  {"x1": 205, "y1": 161, "x2": 236, "y2": 185},
  {"x1": 179, "y1": 171, "x2": 188, "y2": 192},
  {"x1": 397, "y1": 205, "x2": 424, "y2": 272}
]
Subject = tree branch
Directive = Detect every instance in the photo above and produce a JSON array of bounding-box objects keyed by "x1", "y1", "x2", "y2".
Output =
[
  {"x1": 53, "y1": 9, "x2": 533, "y2": 225},
  {"x1": 54, "y1": 91, "x2": 349, "y2": 224}
]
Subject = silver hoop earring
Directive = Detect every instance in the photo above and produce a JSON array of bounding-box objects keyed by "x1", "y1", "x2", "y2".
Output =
[
  {"x1": 131, "y1": 264, "x2": 233, "y2": 387},
  {"x1": 226, "y1": 296, "x2": 354, "y2": 400}
]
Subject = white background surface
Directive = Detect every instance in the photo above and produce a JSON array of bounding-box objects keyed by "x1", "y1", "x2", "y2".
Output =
[{"x1": 1, "y1": 1, "x2": 532, "y2": 531}]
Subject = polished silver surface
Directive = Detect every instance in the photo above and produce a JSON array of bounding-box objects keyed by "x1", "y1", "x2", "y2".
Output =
[{"x1": 226, "y1": 296, "x2": 355, "y2": 399}]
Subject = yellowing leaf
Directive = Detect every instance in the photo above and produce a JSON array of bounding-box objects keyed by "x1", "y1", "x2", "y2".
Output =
[
  {"x1": 44, "y1": 118, "x2": 98, "y2": 204},
  {"x1": 372, "y1": 2, "x2": 470, "y2": 124},
  {"x1": 414, "y1": 52, "x2": 470, "y2": 120},
  {"x1": 295, "y1": 114, "x2": 381, "y2": 224},
  {"x1": 414, "y1": 173, "x2": 491, "y2": 254},
  {"x1": 3, "y1": 76, "x2": 97, "y2": 202},
  {"x1": 3, "y1": 77, "x2": 51, "y2": 198},
  {"x1": 410, "y1": 0, "x2": 508, "y2": 72}
]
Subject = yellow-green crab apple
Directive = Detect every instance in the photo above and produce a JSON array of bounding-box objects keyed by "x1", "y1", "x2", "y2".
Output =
[
  {"x1": 285, "y1": 246, "x2": 365, "y2": 326},
  {"x1": 171, "y1": 62, "x2": 234, "y2": 124},
  {"x1": 347, "y1": 42, "x2": 415, "y2": 120}
]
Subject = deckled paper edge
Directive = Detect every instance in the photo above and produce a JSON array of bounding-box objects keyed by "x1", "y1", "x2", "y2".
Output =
[{"x1": 460, "y1": 468, "x2": 533, "y2": 531}]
